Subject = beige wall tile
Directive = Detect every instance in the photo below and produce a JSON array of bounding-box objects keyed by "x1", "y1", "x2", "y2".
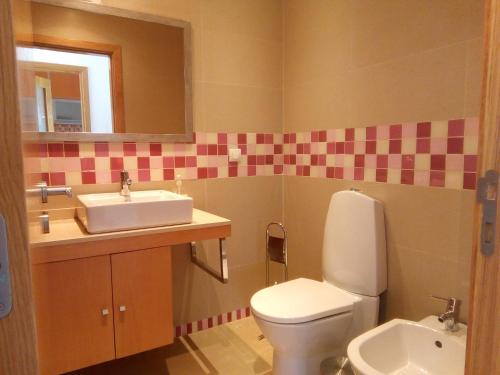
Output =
[{"x1": 351, "y1": 0, "x2": 484, "y2": 68}]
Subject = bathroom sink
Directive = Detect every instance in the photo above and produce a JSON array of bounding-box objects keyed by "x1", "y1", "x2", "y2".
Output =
[
  {"x1": 77, "y1": 190, "x2": 193, "y2": 233},
  {"x1": 347, "y1": 316, "x2": 467, "y2": 375}
]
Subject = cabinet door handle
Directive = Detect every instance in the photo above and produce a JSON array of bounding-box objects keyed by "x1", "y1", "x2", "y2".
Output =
[
  {"x1": 101, "y1": 308, "x2": 109, "y2": 316},
  {"x1": 119, "y1": 305, "x2": 127, "y2": 312}
]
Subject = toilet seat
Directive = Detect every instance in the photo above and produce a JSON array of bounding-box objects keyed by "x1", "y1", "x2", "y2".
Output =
[{"x1": 251, "y1": 278, "x2": 358, "y2": 324}]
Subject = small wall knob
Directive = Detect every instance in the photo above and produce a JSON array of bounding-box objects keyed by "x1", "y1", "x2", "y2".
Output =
[
  {"x1": 119, "y1": 305, "x2": 127, "y2": 312},
  {"x1": 101, "y1": 308, "x2": 109, "y2": 316}
]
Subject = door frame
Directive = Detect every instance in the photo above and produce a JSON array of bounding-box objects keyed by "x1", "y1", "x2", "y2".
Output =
[
  {"x1": 465, "y1": 0, "x2": 500, "y2": 373},
  {"x1": 0, "y1": 0, "x2": 39, "y2": 374}
]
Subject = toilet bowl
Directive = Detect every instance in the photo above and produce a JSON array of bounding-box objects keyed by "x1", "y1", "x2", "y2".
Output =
[{"x1": 250, "y1": 191, "x2": 387, "y2": 375}]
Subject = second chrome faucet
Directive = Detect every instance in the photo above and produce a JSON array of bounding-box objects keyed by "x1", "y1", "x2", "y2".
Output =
[{"x1": 120, "y1": 170, "x2": 132, "y2": 198}]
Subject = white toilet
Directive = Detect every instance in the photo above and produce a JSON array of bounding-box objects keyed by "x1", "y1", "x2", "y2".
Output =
[{"x1": 251, "y1": 190, "x2": 387, "y2": 375}]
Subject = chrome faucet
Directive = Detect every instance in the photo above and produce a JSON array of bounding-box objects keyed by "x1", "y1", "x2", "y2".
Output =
[
  {"x1": 26, "y1": 181, "x2": 72, "y2": 204},
  {"x1": 432, "y1": 295, "x2": 459, "y2": 331},
  {"x1": 120, "y1": 170, "x2": 132, "y2": 197}
]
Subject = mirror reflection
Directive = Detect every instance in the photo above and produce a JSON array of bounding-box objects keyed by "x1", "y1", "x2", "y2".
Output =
[{"x1": 17, "y1": 1, "x2": 191, "y2": 137}]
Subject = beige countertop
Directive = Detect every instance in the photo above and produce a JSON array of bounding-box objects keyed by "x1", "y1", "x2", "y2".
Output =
[{"x1": 30, "y1": 208, "x2": 231, "y2": 250}]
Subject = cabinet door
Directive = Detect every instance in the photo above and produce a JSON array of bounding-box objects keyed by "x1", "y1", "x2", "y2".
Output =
[
  {"x1": 32, "y1": 256, "x2": 115, "y2": 375},
  {"x1": 112, "y1": 246, "x2": 173, "y2": 358}
]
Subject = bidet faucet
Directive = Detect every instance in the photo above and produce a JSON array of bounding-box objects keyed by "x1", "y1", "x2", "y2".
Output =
[
  {"x1": 432, "y1": 295, "x2": 459, "y2": 331},
  {"x1": 120, "y1": 170, "x2": 132, "y2": 197}
]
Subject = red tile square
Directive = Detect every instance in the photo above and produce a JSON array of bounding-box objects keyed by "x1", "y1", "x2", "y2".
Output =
[
  {"x1": 197, "y1": 144, "x2": 207, "y2": 155},
  {"x1": 345, "y1": 142, "x2": 354, "y2": 154},
  {"x1": 111, "y1": 170, "x2": 121, "y2": 183},
  {"x1": 311, "y1": 155, "x2": 319, "y2": 166},
  {"x1": 238, "y1": 133, "x2": 247, "y2": 144},
  {"x1": 366, "y1": 141, "x2": 377, "y2": 154},
  {"x1": 463, "y1": 172, "x2": 477, "y2": 190},
  {"x1": 447, "y1": 138, "x2": 464, "y2": 154},
  {"x1": 265, "y1": 134, "x2": 274, "y2": 144},
  {"x1": 266, "y1": 155, "x2": 274, "y2": 165},
  {"x1": 336, "y1": 142, "x2": 345, "y2": 154},
  {"x1": 163, "y1": 156, "x2": 174, "y2": 168},
  {"x1": 345, "y1": 128, "x2": 355, "y2": 141},
  {"x1": 312, "y1": 131, "x2": 320, "y2": 142},
  {"x1": 389, "y1": 124, "x2": 402, "y2": 139},
  {"x1": 239, "y1": 145, "x2": 247, "y2": 154},
  {"x1": 41, "y1": 173, "x2": 50, "y2": 184},
  {"x1": 327, "y1": 142, "x2": 335, "y2": 154},
  {"x1": 80, "y1": 157, "x2": 95, "y2": 171},
  {"x1": 319, "y1": 130, "x2": 327, "y2": 142},
  {"x1": 416, "y1": 138, "x2": 430, "y2": 153},
  {"x1": 197, "y1": 168, "x2": 207, "y2": 179},
  {"x1": 175, "y1": 157, "x2": 185, "y2": 168},
  {"x1": 207, "y1": 144, "x2": 218, "y2": 155},
  {"x1": 218, "y1": 145, "x2": 228, "y2": 155},
  {"x1": 274, "y1": 165, "x2": 283, "y2": 175},
  {"x1": 138, "y1": 169, "x2": 150, "y2": 182},
  {"x1": 376, "y1": 169, "x2": 388, "y2": 182},
  {"x1": 303, "y1": 143, "x2": 311, "y2": 154},
  {"x1": 64, "y1": 142, "x2": 79, "y2": 157},
  {"x1": 110, "y1": 157, "x2": 124, "y2": 170},
  {"x1": 430, "y1": 171, "x2": 445, "y2": 187},
  {"x1": 186, "y1": 156, "x2": 197, "y2": 167},
  {"x1": 123, "y1": 143, "x2": 136, "y2": 156},
  {"x1": 355, "y1": 154, "x2": 365, "y2": 167},
  {"x1": 464, "y1": 155, "x2": 477, "y2": 172},
  {"x1": 284, "y1": 134, "x2": 290, "y2": 144},
  {"x1": 289, "y1": 133, "x2": 297, "y2": 143},
  {"x1": 401, "y1": 154, "x2": 415, "y2": 169},
  {"x1": 389, "y1": 139, "x2": 402, "y2": 154},
  {"x1": 257, "y1": 155, "x2": 266, "y2": 165},
  {"x1": 318, "y1": 154, "x2": 326, "y2": 165},
  {"x1": 150, "y1": 143, "x2": 161, "y2": 156},
  {"x1": 289, "y1": 155, "x2": 296, "y2": 164},
  {"x1": 248, "y1": 166, "x2": 257, "y2": 176},
  {"x1": 274, "y1": 144, "x2": 283, "y2": 154},
  {"x1": 377, "y1": 155, "x2": 388, "y2": 168},
  {"x1": 256, "y1": 134, "x2": 265, "y2": 144},
  {"x1": 137, "y1": 157, "x2": 150, "y2": 169},
  {"x1": 49, "y1": 172, "x2": 66, "y2": 186},
  {"x1": 430, "y1": 155, "x2": 446, "y2": 170},
  {"x1": 448, "y1": 119, "x2": 465, "y2": 137},
  {"x1": 163, "y1": 169, "x2": 175, "y2": 180},
  {"x1": 208, "y1": 167, "x2": 218, "y2": 178},
  {"x1": 334, "y1": 167, "x2": 343, "y2": 179},
  {"x1": 354, "y1": 167, "x2": 364, "y2": 180},
  {"x1": 48, "y1": 143, "x2": 64, "y2": 157},
  {"x1": 303, "y1": 166, "x2": 310, "y2": 176},
  {"x1": 81, "y1": 171, "x2": 96, "y2": 184},
  {"x1": 417, "y1": 122, "x2": 431, "y2": 137},
  {"x1": 366, "y1": 126, "x2": 377, "y2": 140},
  {"x1": 218, "y1": 133, "x2": 227, "y2": 144},
  {"x1": 95, "y1": 142, "x2": 109, "y2": 157},
  {"x1": 297, "y1": 144, "x2": 304, "y2": 154},
  {"x1": 401, "y1": 170, "x2": 414, "y2": 185},
  {"x1": 326, "y1": 167, "x2": 335, "y2": 178},
  {"x1": 229, "y1": 166, "x2": 238, "y2": 177}
]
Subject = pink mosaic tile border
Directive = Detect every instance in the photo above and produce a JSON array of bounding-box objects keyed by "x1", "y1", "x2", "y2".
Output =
[
  {"x1": 283, "y1": 118, "x2": 479, "y2": 190},
  {"x1": 175, "y1": 306, "x2": 251, "y2": 337},
  {"x1": 23, "y1": 117, "x2": 479, "y2": 190},
  {"x1": 23, "y1": 132, "x2": 284, "y2": 186}
]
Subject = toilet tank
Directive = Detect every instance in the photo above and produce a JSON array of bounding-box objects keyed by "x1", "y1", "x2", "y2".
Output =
[{"x1": 322, "y1": 190, "x2": 387, "y2": 297}]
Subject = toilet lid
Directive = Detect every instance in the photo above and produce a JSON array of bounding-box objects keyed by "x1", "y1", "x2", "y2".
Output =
[{"x1": 250, "y1": 278, "x2": 357, "y2": 324}]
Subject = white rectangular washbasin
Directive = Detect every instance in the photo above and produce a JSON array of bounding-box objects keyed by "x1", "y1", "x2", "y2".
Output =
[
  {"x1": 347, "y1": 316, "x2": 467, "y2": 375},
  {"x1": 77, "y1": 190, "x2": 193, "y2": 234}
]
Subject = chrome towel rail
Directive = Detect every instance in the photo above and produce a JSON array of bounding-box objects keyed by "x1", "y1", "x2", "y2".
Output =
[{"x1": 190, "y1": 239, "x2": 228, "y2": 284}]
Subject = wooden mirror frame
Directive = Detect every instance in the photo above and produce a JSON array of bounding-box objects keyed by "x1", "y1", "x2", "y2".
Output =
[{"x1": 18, "y1": 0, "x2": 193, "y2": 144}]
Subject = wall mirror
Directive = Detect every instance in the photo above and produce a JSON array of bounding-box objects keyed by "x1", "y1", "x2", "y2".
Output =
[{"x1": 17, "y1": 0, "x2": 193, "y2": 143}]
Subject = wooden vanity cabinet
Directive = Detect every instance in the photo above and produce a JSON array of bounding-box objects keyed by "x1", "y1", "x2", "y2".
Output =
[{"x1": 32, "y1": 246, "x2": 173, "y2": 375}]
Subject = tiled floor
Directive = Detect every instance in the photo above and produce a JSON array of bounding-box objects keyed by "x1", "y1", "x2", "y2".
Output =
[{"x1": 68, "y1": 317, "x2": 273, "y2": 375}]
